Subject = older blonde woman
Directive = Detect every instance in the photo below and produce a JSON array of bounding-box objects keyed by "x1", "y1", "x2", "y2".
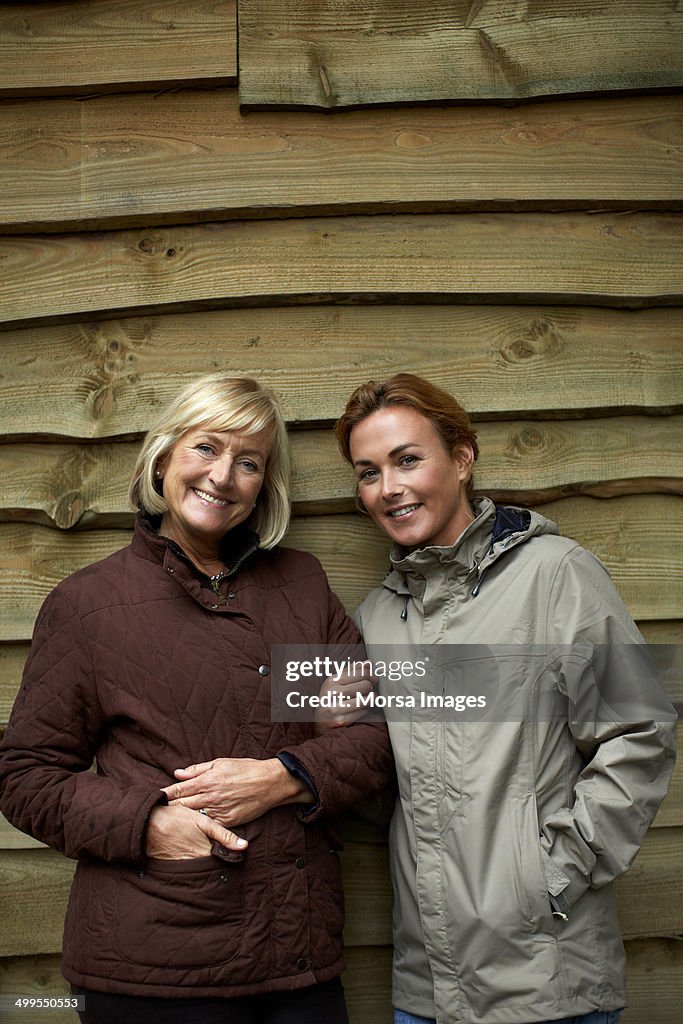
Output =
[{"x1": 0, "y1": 374, "x2": 392, "y2": 1024}]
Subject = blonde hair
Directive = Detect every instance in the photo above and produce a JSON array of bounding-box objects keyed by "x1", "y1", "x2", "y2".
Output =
[{"x1": 129, "y1": 374, "x2": 290, "y2": 548}]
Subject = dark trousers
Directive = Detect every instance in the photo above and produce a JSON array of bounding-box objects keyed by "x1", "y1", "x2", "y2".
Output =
[{"x1": 73, "y1": 978, "x2": 349, "y2": 1024}]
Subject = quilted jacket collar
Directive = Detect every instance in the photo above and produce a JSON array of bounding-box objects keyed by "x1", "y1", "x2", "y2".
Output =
[{"x1": 132, "y1": 510, "x2": 260, "y2": 583}]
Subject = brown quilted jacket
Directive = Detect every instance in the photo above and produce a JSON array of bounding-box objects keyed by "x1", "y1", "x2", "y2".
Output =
[{"x1": 0, "y1": 515, "x2": 393, "y2": 998}]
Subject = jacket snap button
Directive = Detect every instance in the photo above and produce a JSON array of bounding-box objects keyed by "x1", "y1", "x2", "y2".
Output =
[
  {"x1": 138, "y1": 870, "x2": 145, "y2": 878},
  {"x1": 228, "y1": 592, "x2": 236, "y2": 599},
  {"x1": 219, "y1": 874, "x2": 229, "y2": 884},
  {"x1": 295, "y1": 856, "x2": 305, "y2": 869},
  {"x1": 258, "y1": 665, "x2": 270, "y2": 676},
  {"x1": 296, "y1": 957, "x2": 308, "y2": 971},
  {"x1": 211, "y1": 603, "x2": 218, "y2": 609},
  {"x1": 167, "y1": 567, "x2": 174, "y2": 574}
]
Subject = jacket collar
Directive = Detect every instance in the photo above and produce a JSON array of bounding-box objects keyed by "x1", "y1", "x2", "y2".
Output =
[
  {"x1": 132, "y1": 510, "x2": 260, "y2": 582},
  {"x1": 383, "y1": 498, "x2": 558, "y2": 596}
]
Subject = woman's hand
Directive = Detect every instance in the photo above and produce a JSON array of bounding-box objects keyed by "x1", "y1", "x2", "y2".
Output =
[
  {"x1": 314, "y1": 670, "x2": 375, "y2": 734},
  {"x1": 162, "y1": 757, "x2": 314, "y2": 828},
  {"x1": 145, "y1": 803, "x2": 247, "y2": 859}
]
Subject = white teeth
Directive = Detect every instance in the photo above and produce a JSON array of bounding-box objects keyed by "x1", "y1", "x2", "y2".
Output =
[
  {"x1": 389, "y1": 504, "x2": 420, "y2": 518},
  {"x1": 194, "y1": 488, "x2": 228, "y2": 507}
]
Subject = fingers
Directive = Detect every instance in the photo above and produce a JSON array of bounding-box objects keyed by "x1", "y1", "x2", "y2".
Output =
[
  {"x1": 197, "y1": 813, "x2": 248, "y2": 851},
  {"x1": 173, "y1": 760, "x2": 214, "y2": 780},
  {"x1": 163, "y1": 764, "x2": 217, "y2": 802}
]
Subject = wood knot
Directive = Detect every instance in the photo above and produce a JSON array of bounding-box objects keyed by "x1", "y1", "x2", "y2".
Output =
[
  {"x1": 500, "y1": 318, "x2": 563, "y2": 363},
  {"x1": 137, "y1": 235, "x2": 165, "y2": 255},
  {"x1": 516, "y1": 426, "x2": 544, "y2": 450},
  {"x1": 395, "y1": 131, "x2": 432, "y2": 150},
  {"x1": 54, "y1": 491, "x2": 83, "y2": 529}
]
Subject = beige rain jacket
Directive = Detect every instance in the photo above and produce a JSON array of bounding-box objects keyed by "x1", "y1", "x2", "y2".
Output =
[{"x1": 355, "y1": 498, "x2": 676, "y2": 1024}]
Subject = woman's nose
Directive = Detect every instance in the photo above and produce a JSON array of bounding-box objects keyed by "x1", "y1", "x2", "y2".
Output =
[
  {"x1": 381, "y1": 469, "x2": 402, "y2": 499},
  {"x1": 208, "y1": 456, "x2": 234, "y2": 488}
]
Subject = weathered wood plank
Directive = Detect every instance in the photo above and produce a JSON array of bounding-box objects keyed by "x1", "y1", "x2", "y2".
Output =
[
  {"x1": 2, "y1": 416, "x2": 681, "y2": 529},
  {"x1": 1, "y1": 943, "x2": 680, "y2": 1024},
  {"x1": 2, "y1": 306, "x2": 681, "y2": 437},
  {"x1": 622, "y1": 938, "x2": 683, "y2": 1024},
  {"x1": 0, "y1": 954, "x2": 77, "y2": 1024},
  {"x1": 651, "y1": 723, "x2": 683, "y2": 828},
  {"x1": 1, "y1": 829, "x2": 679, "y2": 958},
  {"x1": 0, "y1": 645, "x2": 28, "y2": 729},
  {"x1": 238, "y1": 0, "x2": 683, "y2": 110},
  {"x1": 617, "y1": 828, "x2": 683, "y2": 939},
  {"x1": 0, "y1": 850, "x2": 73, "y2": 957},
  {"x1": 0, "y1": 496, "x2": 681, "y2": 641},
  {"x1": 344, "y1": 946, "x2": 393, "y2": 1024},
  {"x1": 2, "y1": 93, "x2": 681, "y2": 233},
  {"x1": 0, "y1": 816, "x2": 45, "y2": 852},
  {"x1": 0, "y1": 1, "x2": 236, "y2": 95},
  {"x1": 2, "y1": 213, "x2": 682, "y2": 326}
]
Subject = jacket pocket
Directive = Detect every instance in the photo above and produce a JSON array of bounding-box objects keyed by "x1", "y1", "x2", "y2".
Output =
[
  {"x1": 513, "y1": 797, "x2": 557, "y2": 930},
  {"x1": 112, "y1": 854, "x2": 245, "y2": 969}
]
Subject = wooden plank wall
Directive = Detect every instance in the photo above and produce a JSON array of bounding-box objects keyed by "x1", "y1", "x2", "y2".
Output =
[{"x1": 0, "y1": 2, "x2": 681, "y2": 1021}]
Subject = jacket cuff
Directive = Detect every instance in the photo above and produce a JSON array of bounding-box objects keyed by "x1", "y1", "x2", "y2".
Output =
[
  {"x1": 540, "y1": 842, "x2": 589, "y2": 918},
  {"x1": 276, "y1": 752, "x2": 320, "y2": 816}
]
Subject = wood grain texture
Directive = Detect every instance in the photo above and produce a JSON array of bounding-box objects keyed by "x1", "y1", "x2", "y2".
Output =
[
  {"x1": 1, "y1": 212, "x2": 682, "y2": 325},
  {"x1": 2, "y1": 306, "x2": 681, "y2": 438},
  {"x1": 0, "y1": 850, "x2": 73, "y2": 957},
  {"x1": 0, "y1": 1, "x2": 236, "y2": 94},
  {"x1": 238, "y1": 0, "x2": 683, "y2": 109},
  {"x1": 1, "y1": 416, "x2": 681, "y2": 529},
  {"x1": 344, "y1": 946, "x2": 393, "y2": 1024},
  {"x1": 0, "y1": 495, "x2": 681, "y2": 641},
  {"x1": 1, "y1": 830, "x2": 680, "y2": 958},
  {"x1": 1, "y1": 943, "x2": 680, "y2": 1024},
  {"x1": 2, "y1": 92, "x2": 681, "y2": 232},
  {"x1": 0, "y1": 954, "x2": 77, "y2": 1024},
  {"x1": 650, "y1": 723, "x2": 683, "y2": 827},
  {"x1": 617, "y1": 828, "x2": 683, "y2": 939},
  {"x1": 622, "y1": 938, "x2": 683, "y2": 1024}
]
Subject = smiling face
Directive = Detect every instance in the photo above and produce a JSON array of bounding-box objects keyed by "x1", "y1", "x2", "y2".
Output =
[
  {"x1": 157, "y1": 425, "x2": 271, "y2": 561},
  {"x1": 349, "y1": 406, "x2": 474, "y2": 552}
]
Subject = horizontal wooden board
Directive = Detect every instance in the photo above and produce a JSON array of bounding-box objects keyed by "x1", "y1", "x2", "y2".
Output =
[
  {"x1": 1, "y1": 306, "x2": 682, "y2": 439},
  {"x1": 344, "y1": 946, "x2": 393, "y2": 1024},
  {"x1": 622, "y1": 938, "x2": 683, "y2": 1024},
  {"x1": 238, "y1": 0, "x2": 683, "y2": 109},
  {"x1": 1, "y1": 942, "x2": 680, "y2": 1024},
  {"x1": 2, "y1": 93, "x2": 681, "y2": 233},
  {"x1": 0, "y1": 496, "x2": 681, "y2": 641},
  {"x1": 642, "y1": 725, "x2": 683, "y2": 828},
  {"x1": 0, "y1": 850, "x2": 74, "y2": 957},
  {"x1": 0, "y1": 1, "x2": 236, "y2": 95},
  {"x1": 1, "y1": 212, "x2": 682, "y2": 326},
  {"x1": 0, "y1": 829, "x2": 680, "y2": 959},
  {"x1": 1, "y1": 415, "x2": 681, "y2": 529},
  {"x1": 616, "y1": 828, "x2": 683, "y2": 939},
  {"x1": 0, "y1": 954, "x2": 78, "y2": 1024}
]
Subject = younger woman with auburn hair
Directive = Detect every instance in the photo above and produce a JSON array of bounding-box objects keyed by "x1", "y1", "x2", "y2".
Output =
[{"x1": 334, "y1": 373, "x2": 676, "y2": 1024}]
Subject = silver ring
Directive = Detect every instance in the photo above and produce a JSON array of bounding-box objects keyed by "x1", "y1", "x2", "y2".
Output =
[{"x1": 199, "y1": 808, "x2": 208, "y2": 816}]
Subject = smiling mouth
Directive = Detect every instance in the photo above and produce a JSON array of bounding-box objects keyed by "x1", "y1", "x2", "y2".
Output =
[
  {"x1": 388, "y1": 503, "x2": 421, "y2": 519},
  {"x1": 193, "y1": 488, "x2": 230, "y2": 507}
]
